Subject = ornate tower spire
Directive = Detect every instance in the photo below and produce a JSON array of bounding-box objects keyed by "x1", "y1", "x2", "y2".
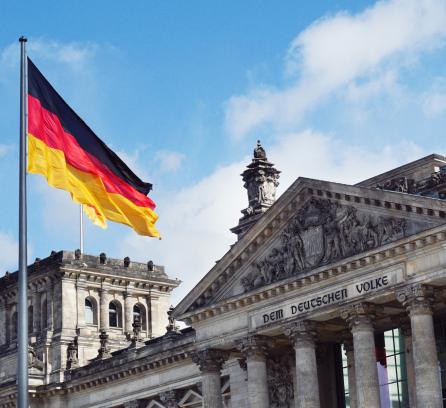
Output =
[{"x1": 231, "y1": 140, "x2": 280, "y2": 238}]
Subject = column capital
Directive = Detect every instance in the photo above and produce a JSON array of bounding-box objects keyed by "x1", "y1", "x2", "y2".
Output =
[
  {"x1": 192, "y1": 348, "x2": 229, "y2": 373},
  {"x1": 341, "y1": 302, "x2": 376, "y2": 331},
  {"x1": 284, "y1": 319, "x2": 317, "y2": 348},
  {"x1": 396, "y1": 284, "x2": 435, "y2": 316},
  {"x1": 236, "y1": 335, "x2": 270, "y2": 360}
]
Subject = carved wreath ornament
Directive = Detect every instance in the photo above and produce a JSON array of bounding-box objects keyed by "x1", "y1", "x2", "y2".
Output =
[{"x1": 241, "y1": 197, "x2": 407, "y2": 291}]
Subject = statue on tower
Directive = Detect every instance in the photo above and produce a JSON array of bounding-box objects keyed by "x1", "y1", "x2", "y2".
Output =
[{"x1": 231, "y1": 140, "x2": 280, "y2": 238}]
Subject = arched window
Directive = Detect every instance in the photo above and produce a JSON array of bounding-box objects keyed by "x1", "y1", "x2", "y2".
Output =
[
  {"x1": 133, "y1": 303, "x2": 147, "y2": 331},
  {"x1": 109, "y1": 301, "x2": 122, "y2": 328},
  {"x1": 85, "y1": 298, "x2": 94, "y2": 325},
  {"x1": 28, "y1": 306, "x2": 33, "y2": 333}
]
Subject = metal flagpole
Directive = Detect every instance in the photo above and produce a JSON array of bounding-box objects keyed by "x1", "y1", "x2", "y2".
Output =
[
  {"x1": 18, "y1": 36, "x2": 28, "y2": 408},
  {"x1": 80, "y1": 204, "x2": 84, "y2": 253}
]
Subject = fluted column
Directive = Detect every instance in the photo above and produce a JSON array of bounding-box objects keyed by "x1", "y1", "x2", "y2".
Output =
[
  {"x1": 124, "y1": 292, "x2": 133, "y2": 335},
  {"x1": 285, "y1": 320, "x2": 320, "y2": 408},
  {"x1": 341, "y1": 303, "x2": 380, "y2": 408},
  {"x1": 343, "y1": 336, "x2": 357, "y2": 408},
  {"x1": 99, "y1": 289, "x2": 109, "y2": 330},
  {"x1": 238, "y1": 335, "x2": 270, "y2": 408},
  {"x1": 397, "y1": 284, "x2": 442, "y2": 408},
  {"x1": 192, "y1": 349, "x2": 229, "y2": 408},
  {"x1": 160, "y1": 390, "x2": 178, "y2": 408}
]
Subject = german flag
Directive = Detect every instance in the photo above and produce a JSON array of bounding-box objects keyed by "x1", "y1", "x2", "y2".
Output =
[{"x1": 27, "y1": 58, "x2": 159, "y2": 237}]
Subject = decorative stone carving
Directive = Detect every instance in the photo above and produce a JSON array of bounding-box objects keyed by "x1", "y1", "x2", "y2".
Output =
[
  {"x1": 267, "y1": 354, "x2": 294, "y2": 408},
  {"x1": 242, "y1": 197, "x2": 407, "y2": 291},
  {"x1": 192, "y1": 349, "x2": 229, "y2": 373},
  {"x1": 128, "y1": 317, "x2": 143, "y2": 348},
  {"x1": 99, "y1": 252, "x2": 107, "y2": 264},
  {"x1": 341, "y1": 302, "x2": 376, "y2": 330},
  {"x1": 284, "y1": 320, "x2": 317, "y2": 349},
  {"x1": 237, "y1": 335, "x2": 270, "y2": 360},
  {"x1": 159, "y1": 390, "x2": 178, "y2": 408},
  {"x1": 376, "y1": 176, "x2": 416, "y2": 193},
  {"x1": 28, "y1": 343, "x2": 43, "y2": 370},
  {"x1": 66, "y1": 337, "x2": 79, "y2": 369},
  {"x1": 231, "y1": 141, "x2": 281, "y2": 237},
  {"x1": 97, "y1": 330, "x2": 111, "y2": 359},
  {"x1": 396, "y1": 283, "x2": 435, "y2": 315},
  {"x1": 376, "y1": 166, "x2": 446, "y2": 198},
  {"x1": 166, "y1": 305, "x2": 180, "y2": 335}
]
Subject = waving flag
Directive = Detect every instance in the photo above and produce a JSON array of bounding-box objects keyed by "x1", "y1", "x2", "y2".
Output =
[{"x1": 27, "y1": 58, "x2": 159, "y2": 237}]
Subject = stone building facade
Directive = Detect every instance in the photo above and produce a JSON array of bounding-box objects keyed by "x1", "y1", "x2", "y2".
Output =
[{"x1": 2, "y1": 145, "x2": 446, "y2": 407}]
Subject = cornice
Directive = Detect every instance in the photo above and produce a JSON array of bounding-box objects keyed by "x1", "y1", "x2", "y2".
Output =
[{"x1": 34, "y1": 333, "x2": 196, "y2": 397}]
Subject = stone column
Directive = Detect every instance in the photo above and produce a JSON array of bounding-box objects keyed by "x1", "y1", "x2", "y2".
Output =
[
  {"x1": 160, "y1": 390, "x2": 178, "y2": 408},
  {"x1": 32, "y1": 290, "x2": 41, "y2": 334},
  {"x1": 46, "y1": 283, "x2": 54, "y2": 331},
  {"x1": 192, "y1": 349, "x2": 229, "y2": 408},
  {"x1": 227, "y1": 358, "x2": 248, "y2": 408},
  {"x1": 146, "y1": 295, "x2": 153, "y2": 338},
  {"x1": 0, "y1": 297, "x2": 6, "y2": 345},
  {"x1": 341, "y1": 303, "x2": 380, "y2": 408},
  {"x1": 285, "y1": 320, "x2": 320, "y2": 408},
  {"x1": 402, "y1": 324, "x2": 416, "y2": 408},
  {"x1": 343, "y1": 336, "x2": 357, "y2": 408},
  {"x1": 76, "y1": 284, "x2": 86, "y2": 328},
  {"x1": 124, "y1": 292, "x2": 133, "y2": 335},
  {"x1": 397, "y1": 284, "x2": 442, "y2": 408},
  {"x1": 99, "y1": 289, "x2": 109, "y2": 330},
  {"x1": 238, "y1": 335, "x2": 270, "y2": 408}
]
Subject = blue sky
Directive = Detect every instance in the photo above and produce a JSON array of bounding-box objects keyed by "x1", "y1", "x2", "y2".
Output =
[{"x1": 1, "y1": 0, "x2": 446, "y2": 302}]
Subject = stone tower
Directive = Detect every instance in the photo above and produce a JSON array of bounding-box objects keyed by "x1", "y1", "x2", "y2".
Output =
[{"x1": 231, "y1": 140, "x2": 280, "y2": 238}]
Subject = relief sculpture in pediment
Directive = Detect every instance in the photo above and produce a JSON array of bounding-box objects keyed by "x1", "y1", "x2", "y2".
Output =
[{"x1": 241, "y1": 197, "x2": 407, "y2": 292}]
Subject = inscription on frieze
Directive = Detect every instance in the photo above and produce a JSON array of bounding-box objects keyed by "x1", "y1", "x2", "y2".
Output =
[
  {"x1": 241, "y1": 197, "x2": 407, "y2": 291},
  {"x1": 250, "y1": 267, "x2": 403, "y2": 330}
]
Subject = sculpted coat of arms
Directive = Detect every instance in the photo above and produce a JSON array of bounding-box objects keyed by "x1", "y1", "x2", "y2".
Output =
[{"x1": 241, "y1": 197, "x2": 407, "y2": 291}]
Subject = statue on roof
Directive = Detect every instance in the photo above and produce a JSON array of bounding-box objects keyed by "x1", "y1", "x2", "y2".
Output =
[{"x1": 253, "y1": 140, "x2": 267, "y2": 160}]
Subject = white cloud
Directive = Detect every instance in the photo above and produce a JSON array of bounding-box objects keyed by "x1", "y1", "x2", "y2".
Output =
[
  {"x1": 117, "y1": 131, "x2": 424, "y2": 304},
  {"x1": 1, "y1": 38, "x2": 98, "y2": 70},
  {"x1": 0, "y1": 144, "x2": 12, "y2": 157},
  {"x1": 422, "y1": 85, "x2": 446, "y2": 117},
  {"x1": 0, "y1": 231, "x2": 18, "y2": 275},
  {"x1": 155, "y1": 150, "x2": 186, "y2": 173},
  {"x1": 225, "y1": 0, "x2": 446, "y2": 139}
]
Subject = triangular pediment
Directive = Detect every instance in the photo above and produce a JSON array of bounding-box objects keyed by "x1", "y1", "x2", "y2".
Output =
[{"x1": 174, "y1": 177, "x2": 446, "y2": 318}]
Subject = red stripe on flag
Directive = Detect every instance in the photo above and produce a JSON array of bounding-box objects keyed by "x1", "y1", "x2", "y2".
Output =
[{"x1": 28, "y1": 95, "x2": 156, "y2": 210}]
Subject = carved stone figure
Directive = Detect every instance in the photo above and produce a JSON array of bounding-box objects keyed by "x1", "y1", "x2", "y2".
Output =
[
  {"x1": 97, "y1": 330, "x2": 111, "y2": 359},
  {"x1": 241, "y1": 197, "x2": 407, "y2": 291},
  {"x1": 268, "y1": 355, "x2": 294, "y2": 408},
  {"x1": 28, "y1": 343, "x2": 44, "y2": 371},
  {"x1": 66, "y1": 338, "x2": 79, "y2": 369},
  {"x1": 376, "y1": 176, "x2": 415, "y2": 193}
]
